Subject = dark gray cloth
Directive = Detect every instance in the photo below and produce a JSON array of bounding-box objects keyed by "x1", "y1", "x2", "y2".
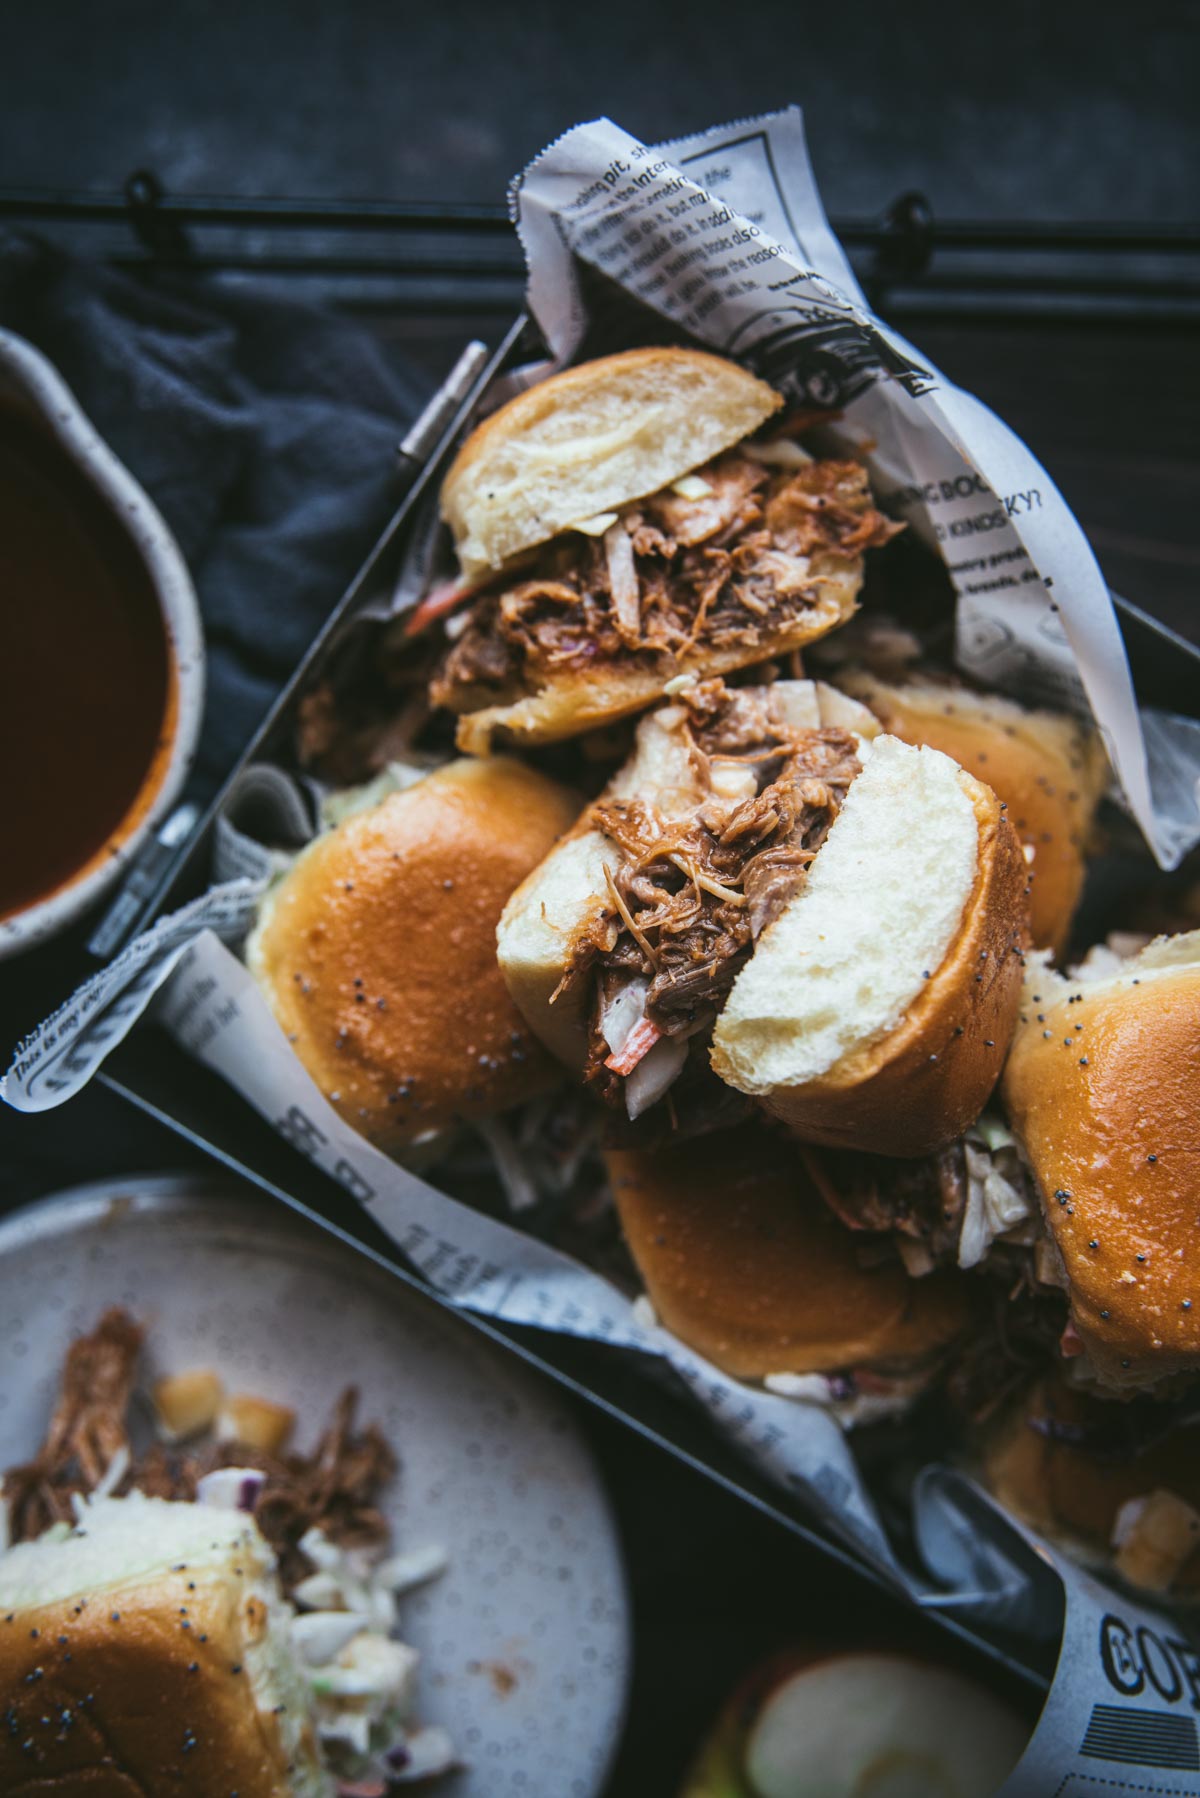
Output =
[{"x1": 0, "y1": 233, "x2": 429, "y2": 795}]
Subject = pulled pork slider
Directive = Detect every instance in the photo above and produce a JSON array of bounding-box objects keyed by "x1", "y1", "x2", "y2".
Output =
[
  {"x1": 606, "y1": 1125, "x2": 969, "y2": 1416},
  {"x1": 247, "y1": 757, "x2": 580, "y2": 1156},
  {"x1": 497, "y1": 675, "x2": 881, "y2": 1117},
  {"x1": 0, "y1": 1495, "x2": 334, "y2": 1796},
  {"x1": 1001, "y1": 930, "x2": 1200, "y2": 1395},
  {"x1": 836, "y1": 670, "x2": 1108, "y2": 952},
  {"x1": 0, "y1": 1309, "x2": 451, "y2": 1791},
  {"x1": 498, "y1": 679, "x2": 1029, "y2": 1155},
  {"x1": 980, "y1": 1374, "x2": 1200, "y2": 1597},
  {"x1": 430, "y1": 348, "x2": 901, "y2": 752}
]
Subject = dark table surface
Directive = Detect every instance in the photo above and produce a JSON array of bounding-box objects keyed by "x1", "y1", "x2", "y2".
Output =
[{"x1": 2, "y1": 12, "x2": 1198, "y2": 1789}]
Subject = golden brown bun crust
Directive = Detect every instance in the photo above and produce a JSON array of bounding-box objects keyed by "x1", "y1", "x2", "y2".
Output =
[
  {"x1": 451, "y1": 586, "x2": 860, "y2": 754},
  {"x1": 606, "y1": 1124, "x2": 969, "y2": 1380},
  {"x1": 839, "y1": 674, "x2": 1107, "y2": 954},
  {"x1": 0, "y1": 1567, "x2": 307, "y2": 1795},
  {"x1": 981, "y1": 1378, "x2": 1200, "y2": 1592},
  {"x1": 1002, "y1": 954, "x2": 1200, "y2": 1391},
  {"x1": 757, "y1": 776, "x2": 1030, "y2": 1157},
  {"x1": 441, "y1": 347, "x2": 782, "y2": 577},
  {"x1": 251, "y1": 758, "x2": 581, "y2": 1153}
]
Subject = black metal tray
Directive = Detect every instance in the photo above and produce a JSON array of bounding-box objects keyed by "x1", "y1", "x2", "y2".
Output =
[{"x1": 50, "y1": 304, "x2": 1190, "y2": 1696}]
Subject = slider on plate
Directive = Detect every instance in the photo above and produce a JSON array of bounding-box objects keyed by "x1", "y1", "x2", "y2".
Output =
[
  {"x1": 0, "y1": 1310, "x2": 453, "y2": 1792},
  {"x1": 837, "y1": 669, "x2": 1108, "y2": 952},
  {"x1": 605, "y1": 1125, "x2": 969, "y2": 1421},
  {"x1": 246, "y1": 756, "x2": 580, "y2": 1157},
  {"x1": 499, "y1": 677, "x2": 1030, "y2": 1158},
  {"x1": 427, "y1": 347, "x2": 902, "y2": 752}
]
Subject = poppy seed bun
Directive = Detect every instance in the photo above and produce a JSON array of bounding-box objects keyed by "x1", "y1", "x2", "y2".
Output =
[
  {"x1": 979, "y1": 1377, "x2": 1200, "y2": 1594},
  {"x1": 496, "y1": 682, "x2": 882, "y2": 1072},
  {"x1": 606, "y1": 1126, "x2": 969, "y2": 1381},
  {"x1": 442, "y1": 348, "x2": 783, "y2": 579},
  {"x1": 1001, "y1": 932, "x2": 1200, "y2": 1393},
  {"x1": 247, "y1": 758, "x2": 581, "y2": 1156},
  {"x1": 838, "y1": 671, "x2": 1108, "y2": 952},
  {"x1": 0, "y1": 1493, "x2": 329, "y2": 1796},
  {"x1": 711, "y1": 737, "x2": 1030, "y2": 1157}
]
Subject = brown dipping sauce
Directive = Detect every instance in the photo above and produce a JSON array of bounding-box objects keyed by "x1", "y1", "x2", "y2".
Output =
[{"x1": 0, "y1": 406, "x2": 173, "y2": 922}]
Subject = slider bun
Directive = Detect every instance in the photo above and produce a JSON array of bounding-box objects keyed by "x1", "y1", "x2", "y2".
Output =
[
  {"x1": 496, "y1": 682, "x2": 881, "y2": 1071},
  {"x1": 0, "y1": 1494, "x2": 327, "y2": 1796},
  {"x1": 442, "y1": 347, "x2": 782, "y2": 579},
  {"x1": 980, "y1": 1377, "x2": 1200, "y2": 1594},
  {"x1": 712, "y1": 736, "x2": 1029, "y2": 1157},
  {"x1": 1001, "y1": 932, "x2": 1200, "y2": 1393},
  {"x1": 606, "y1": 1124, "x2": 969, "y2": 1380},
  {"x1": 839, "y1": 671, "x2": 1107, "y2": 952},
  {"x1": 248, "y1": 758, "x2": 581, "y2": 1155}
]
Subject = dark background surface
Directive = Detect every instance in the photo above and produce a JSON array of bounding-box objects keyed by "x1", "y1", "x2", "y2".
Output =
[
  {"x1": 3, "y1": 0, "x2": 1196, "y2": 223},
  {"x1": 1, "y1": 6, "x2": 1197, "y2": 1790}
]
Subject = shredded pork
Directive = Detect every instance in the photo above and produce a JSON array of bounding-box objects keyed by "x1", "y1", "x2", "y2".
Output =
[
  {"x1": 803, "y1": 1144, "x2": 969, "y2": 1274},
  {"x1": 2, "y1": 1310, "x2": 394, "y2": 1600},
  {"x1": 431, "y1": 450, "x2": 901, "y2": 711},
  {"x1": 553, "y1": 680, "x2": 861, "y2": 1107}
]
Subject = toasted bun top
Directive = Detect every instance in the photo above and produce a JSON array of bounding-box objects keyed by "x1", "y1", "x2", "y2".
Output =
[
  {"x1": 441, "y1": 348, "x2": 782, "y2": 577},
  {"x1": 1001, "y1": 933, "x2": 1200, "y2": 1393},
  {"x1": 980, "y1": 1376, "x2": 1200, "y2": 1591},
  {"x1": 247, "y1": 758, "x2": 581, "y2": 1154},
  {"x1": 839, "y1": 672, "x2": 1107, "y2": 952},
  {"x1": 606, "y1": 1124, "x2": 969, "y2": 1380},
  {"x1": 0, "y1": 1496, "x2": 326, "y2": 1796},
  {"x1": 711, "y1": 735, "x2": 1028, "y2": 1156}
]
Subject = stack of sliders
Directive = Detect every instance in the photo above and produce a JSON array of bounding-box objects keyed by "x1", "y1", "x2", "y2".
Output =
[
  {"x1": 976, "y1": 929, "x2": 1200, "y2": 1595},
  {"x1": 0, "y1": 1310, "x2": 453, "y2": 1793},
  {"x1": 247, "y1": 347, "x2": 921, "y2": 1165},
  {"x1": 257, "y1": 346, "x2": 1169, "y2": 1484}
]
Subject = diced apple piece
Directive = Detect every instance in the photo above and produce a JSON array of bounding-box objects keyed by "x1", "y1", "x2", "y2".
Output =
[
  {"x1": 218, "y1": 1393, "x2": 296, "y2": 1455},
  {"x1": 153, "y1": 1369, "x2": 223, "y2": 1442}
]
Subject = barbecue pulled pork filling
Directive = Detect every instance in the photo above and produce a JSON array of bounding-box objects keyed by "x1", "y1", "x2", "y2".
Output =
[
  {"x1": 2, "y1": 1309, "x2": 394, "y2": 1600},
  {"x1": 431, "y1": 448, "x2": 901, "y2": 711},
  {"x1": 554, "y1": 680, "x2": 863, "y2": 1113}
]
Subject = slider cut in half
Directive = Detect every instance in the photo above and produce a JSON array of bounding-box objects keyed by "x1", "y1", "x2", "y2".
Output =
[
  {"x1": 432, "y1": 348, "x2": 902, "y2": 751},
  {"x1": 497, "y1": 675, "x2": 882, "y2": 1121},
  {"x1": 606, "y1": 1125, "x2": 969, "y2": 1414},
  {"x1": 1001, "y1": 931, "x2": 1200, "y2": 1394},
  {"x1": 980, "y1": 1375, "x2": 1200, "y2": 1597},
  {"x1": 711, "y1": 733, "x2": 1030, "y2": 1156},
  {"x1": 838, "y1": 669, "x2": 1108, "y2": 951},
  {"x1": 0, "y1": 1494, "x2": 329, "y2": 1796},
  {"x1": 247, "y1": 758, "x2": 580, "y2": 1155}
]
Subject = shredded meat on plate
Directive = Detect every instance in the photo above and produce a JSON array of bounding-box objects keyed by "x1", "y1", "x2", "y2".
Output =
[
  {"x1": 431, "y1": 450, "x2": 901, "y2": 710},
  {"x1": 2, "y1": 1309, "x2": 394, "y2": 1600}
]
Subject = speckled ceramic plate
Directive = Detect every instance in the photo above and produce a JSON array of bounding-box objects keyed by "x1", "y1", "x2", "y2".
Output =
[{"x1": 0, "y1": 1174, "x2": 630, "y2": 1798}]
